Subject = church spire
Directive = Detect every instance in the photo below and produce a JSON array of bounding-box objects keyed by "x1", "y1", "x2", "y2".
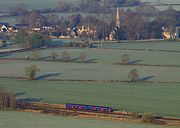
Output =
[{"x1": 116, "y1": 6, "x2": 120, "y2": 28}]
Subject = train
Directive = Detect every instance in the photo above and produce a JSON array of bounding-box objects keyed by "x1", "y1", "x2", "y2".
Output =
[{"x1": 66, "y1": 103, "x2": 113, "y2": 113}]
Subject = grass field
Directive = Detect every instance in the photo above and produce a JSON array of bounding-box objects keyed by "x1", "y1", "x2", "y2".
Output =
[
  {"x1": 0, "y1": 59, "x2": 180, "y2": 82},
  {"x1": 0, "y1": 78, "x2": 179, "y2": 117},
  {"x1": 103, "y1": 42, "x2": 180, "y2": 51},
  {"x1": 3, "y1": 47, "x2": 180, "y2": 65},
  {"x1": 0, "y1": 111, "x2": 177, "y2": 128},
  {"x1": 1, "y1": 46, "x2": 180, "y2": 82}
]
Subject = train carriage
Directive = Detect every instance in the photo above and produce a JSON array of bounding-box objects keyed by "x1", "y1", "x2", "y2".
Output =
[{"x1": 66, "y1": 103, "x2": 113, "y2": 113}]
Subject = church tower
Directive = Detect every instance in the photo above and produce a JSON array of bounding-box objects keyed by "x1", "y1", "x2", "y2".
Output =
[{"x1": 116, "y1": 6, "x2": 120, "y2": 28}]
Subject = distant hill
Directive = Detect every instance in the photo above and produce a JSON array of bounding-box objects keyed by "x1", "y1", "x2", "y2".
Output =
[
  {"x1": 0, "y1": 0, "x2": 179, "y2": 12},
  {"x1": 140, "y1": 0, "x2": 180, "y2": 5}
]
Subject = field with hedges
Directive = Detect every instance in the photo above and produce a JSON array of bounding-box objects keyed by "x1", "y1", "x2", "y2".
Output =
[
  {"x1": 0, "y1": 41, "x2": 180, "y2": 128},
  {"x1": 0, "y1": 111, "x2": 177, "y2": 128},
  {"x1": 0, "y1": 78, "x2": 179, "y2": 117}
]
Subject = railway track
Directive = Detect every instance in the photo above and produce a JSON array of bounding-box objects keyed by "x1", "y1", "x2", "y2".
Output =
[{"x1": 16, "y1": 102, "x2": 180, "y2": 127}]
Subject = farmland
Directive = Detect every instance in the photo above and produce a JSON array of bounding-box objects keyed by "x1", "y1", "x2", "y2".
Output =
[
  {"x1": 0, "y1": 78, "x2": 180, "y2": 117},
  {"x1": 0, "y1": 41, "x2": 180, "y2": 118},
  {"x1": 0, "y1": 111, "x2": 177, "y2": 128},
  {"x1": 1, "y1": 45, "x2": 180, "y2": 82}
]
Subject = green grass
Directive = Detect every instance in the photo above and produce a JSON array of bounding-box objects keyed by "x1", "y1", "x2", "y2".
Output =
[
  {"x1": 0, "y1": 78, "x2": 180, "y2": 117},
  {"x1": 0, "y1": 111, "x2": 177, "y2": 128},
  {"x1": 0, "y1": 59, "x2": 180, "y2": 82},
  {"x1": 103, "y1": 42, "x2": 180, "y2": 51},
  {"x1": 3, "y1": 47, "x2": 180, "y2": 65},
  {"x1": 1, "y1": 47, "x2": 180, "y2": 82}
]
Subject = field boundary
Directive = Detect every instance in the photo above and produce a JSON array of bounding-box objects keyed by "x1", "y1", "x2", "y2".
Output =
[
  {"x1": 16, "y1": 102, "x2": 180, "y2": 127},
  {"x1": 1, "y1": 76, "x2": 180, "y2": 84}
]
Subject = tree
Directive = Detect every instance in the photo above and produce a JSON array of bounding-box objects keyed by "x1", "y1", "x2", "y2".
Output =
[
  {"x1": 57, "y1": 0, "x2": 71, "y2": 12},
  {"x1": 79, "y1": 52, "x2": 87, "y2": 62},
  {"x1": 31, "y1": 33, "x2": 50, "y2": 48},
  {"x1": 61, "y1": 51, "x2": 70, "y2": 62},
  {"x1": 122, "y1": 54, "x2": 130, "y2": 64},
  {"x1": 14, "y1": 29, "x2": 30, "y2": 48},
  {"x1": 0, "y1": 88, "x2": 16, "y2": 109},
  {"x1": 9, "y1": 3, "x2": 28, "y2": 16},
  {"x1": 26, "y1": 51, "x2": 42, "y2": 60},
  {"x1": 14, "y1": 31, "x2": 51, "y2": 48},
  {"x1": 25, "y1": 65, "x2": 40, "y2": 80},
  {"x1": 142, "y1": 112, "x2": 155, "y2": 123},
  {"x1": 128, "y1": 69, "x2": 139, "y2": 82},
  {"x1": 51, "y1": 52, "x2": 58, "y2": 60}
]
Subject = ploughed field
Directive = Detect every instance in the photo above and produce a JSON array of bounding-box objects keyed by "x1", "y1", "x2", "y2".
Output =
[
  {"x1": 0, "y1": 111, "x2": 177, "y2": 128},
  {"x1": 0, "y1": 78, "x2": 179, "y2": 117}
]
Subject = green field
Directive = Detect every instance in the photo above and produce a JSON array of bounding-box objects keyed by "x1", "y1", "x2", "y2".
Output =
[
  {"x1": 0, "y1": 42, "x2": 180, "y2": 120},
  {"x1": 0, "y1": 78, "x2": 179, "y2": 117},
  {"x1": 1, "y1": 47, "x2": 180, "y2": 82},
  {"x1": 0, "y1": 111, "x2": 177, "y2": 128}
]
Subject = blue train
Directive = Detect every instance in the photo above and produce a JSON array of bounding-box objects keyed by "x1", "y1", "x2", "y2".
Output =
[{"x1": 66, "y1": 103, "x2": 113, "y2": 113}]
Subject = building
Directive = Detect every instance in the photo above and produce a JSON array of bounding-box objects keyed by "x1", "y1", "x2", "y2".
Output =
[
  {"x1": 109, "y1": 6, "x2": 121, "y2": 41},
  {"x1": 162, "y1": 27, "x2": 177, "y2": 40},
  {"x1": 0, "y1": 22, "x2": 9, "y2": 32},
  {"x1": 175, "y1": 26, "x2": 180, "y2": 40}
]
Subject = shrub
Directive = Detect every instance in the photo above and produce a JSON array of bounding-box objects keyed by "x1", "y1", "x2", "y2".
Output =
[
  {"x1": 130, "y1": 112, "x2": 141, "y2": 119},
  {"x1": 61, "y1": 51, "x2": 70, "y2": 62},
  {"x1": 79, "y1": 52, "x2": 87, "y2": 62},
  {"x1": 0, "y1": 88, "x2": 16, "y2": 109},
  {"x1": 142, "y1": 112, "x2": 155, "y2": 123},
  {"x1": 25, "y1": 65, "x2": 40, "y2": 80},
  {"x1": 128, "y1": 69, "x2": 139, "y2": 82},
  {"x1": 25, "y1": 51, "x2": 41, "y2": 60},
  {"x1": 51, "y1": 52, "x2": 58, "y2": 60},
  {"x1": 122, "y1": 54, "x2": 130, "y2": 64}
]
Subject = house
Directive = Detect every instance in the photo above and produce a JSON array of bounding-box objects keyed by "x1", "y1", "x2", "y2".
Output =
[
  {"x1": 0, "y1": 22, "x2": 9, "y2": 32},
  {"x1": 175, "y1": 26, "x2": 180, "y2": 40},
  {"x1": 32, "y1": 27, "x2": 41, "y2": 32},
  {"x1": 162, "y1": 27, "x2": 176, "y2": 39}
]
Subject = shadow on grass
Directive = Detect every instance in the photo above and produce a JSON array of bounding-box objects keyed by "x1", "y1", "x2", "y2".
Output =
[
  {"x1": 85, "y1": 58, "x2": 98, "y2": 63},
  {"x1": 127, "y1": 60, "x2": 143, "y2": 64},
  {"x1": 138, "y1": 76, "x2": 155, "y2": 81},
  {"x1": 36, "y1": 73, "x2": 62, "y2": 80},
  {"x1": 70, "y1": 57, "x2": 80, "y2": 62},
  {"x1": 0, "y1": 53, "x2": 11, "y2": 58},
  {"x1": 15, "y1": 92, "x2": 26, "y2": 97},
  {"x1": 17, "y1": 98, "x2": 43, "y2": 102},
  {"x1": 39, "y1": 56, "x2": 51, "y2": 60}
]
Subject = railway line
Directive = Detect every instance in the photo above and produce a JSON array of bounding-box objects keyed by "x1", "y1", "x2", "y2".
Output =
[{"x1": 16, "y1": 102, "x2": 180, "y2": 127}]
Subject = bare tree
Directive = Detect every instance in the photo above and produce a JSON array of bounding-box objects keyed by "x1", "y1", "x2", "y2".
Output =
[
  {"x1": 122, "y1": 54, "x2": 130, "y2": 64},
  {"x1": 25, "y1": 65, "x2": 40, "y2": 80},
  {"x1": 61, "y1": 51, "x2": 70, "y2": 62},
  {"x1": 0, "y1": 88, "x2": 16, "y2": 109},
  {"x1": 26, "y1": 51, "x2": 42, "y2": 60},
  {"x1": 79, "y1": 52, "x2": 87, "y2": 62},
  {"x1": 128, "y1": 69, "x2": 139, "y2": 82},
  {"x1": 51, "y1": 52, "x2": 58, "y2": 60}
]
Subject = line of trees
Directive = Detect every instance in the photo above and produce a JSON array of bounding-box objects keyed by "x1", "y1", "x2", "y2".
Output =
[
  {"x1": 0, "y1": 88, "x2": 16, "y2": 109},
  {"x1": 6, "y1": 1, "x2": 180, "y2": 40}
]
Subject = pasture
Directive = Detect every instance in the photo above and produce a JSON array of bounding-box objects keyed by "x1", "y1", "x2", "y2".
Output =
[
  {"x1": 1, "y1": 46, "x2": 180, "y2": 82},
  {"x1": 1, "y1": 59, "x2": 180, "y2": 82},
  {"x1": 0, "y1": 41, "x2": 180, "y2": 118},
  {"x1": 0, "y1": 78, "x2": 180, "y2": 117},
  {"x1": 0, "y1": 111, "x2": 177, "y2": 128}
]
